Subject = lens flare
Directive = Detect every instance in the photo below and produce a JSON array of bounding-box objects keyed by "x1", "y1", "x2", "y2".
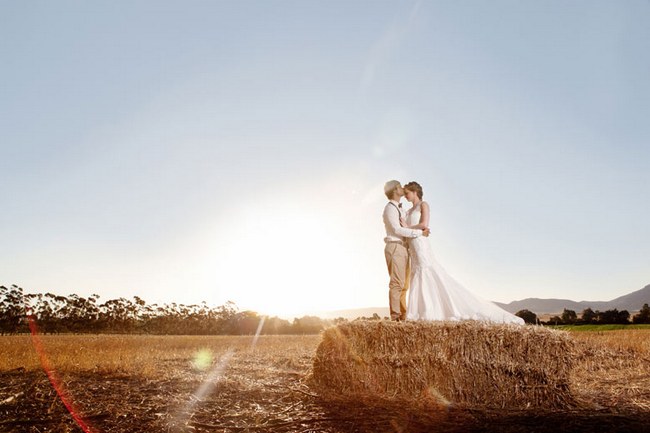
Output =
[
  {"x1": 191, "y1": 349, "x2": 213, "y2": 371},
  {"x1": 25, "y1": 307, "x2": 97, "y2": 433},
  {"x1": 250, "y1": 315, "x2": 266, "y2": 349},
  {"x1": 24, "y1": 306, "x2": 269, "y2": 433},
  {"x1": 171, "y1": 316, "x2": 267, "y2": 431},
  {"x1": 170, "y1": 348, "x2": 234, "y2": 431}
]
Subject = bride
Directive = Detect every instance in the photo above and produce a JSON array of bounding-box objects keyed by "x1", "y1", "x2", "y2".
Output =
[{"x1": 400, "y1": 181, "x2": 524, "y2": 324}]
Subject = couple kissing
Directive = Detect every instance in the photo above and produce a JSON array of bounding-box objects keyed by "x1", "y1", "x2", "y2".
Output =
[{"x1": 382, "y1": 180, "x2": 523, "y2": 325}]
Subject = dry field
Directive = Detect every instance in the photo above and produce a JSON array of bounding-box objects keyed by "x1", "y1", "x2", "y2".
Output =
[{"x1": 1, "y1": 327, "x2": 649, "y2": 433}]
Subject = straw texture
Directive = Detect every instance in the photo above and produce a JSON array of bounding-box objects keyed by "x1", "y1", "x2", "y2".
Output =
[{"x1": 311, "y1": 320, "x2": 575, "y2": 409}]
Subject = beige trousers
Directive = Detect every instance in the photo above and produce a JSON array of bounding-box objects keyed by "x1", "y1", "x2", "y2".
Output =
[{"x1": 384, "y1": 242, "x2": 410, "y2": 320}]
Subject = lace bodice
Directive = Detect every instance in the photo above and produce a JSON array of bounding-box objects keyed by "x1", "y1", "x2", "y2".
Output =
[
  {"x1": 405, "y1": 202, "x2": 432, "y2": 269},
  {"x1": 406, "y1": 202, "x2": 424, "y2": 226}
]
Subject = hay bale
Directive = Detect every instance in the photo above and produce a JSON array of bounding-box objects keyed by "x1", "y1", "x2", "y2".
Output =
[{"x1": 311, "y1": 320, "x2": 575, "y2": 409}]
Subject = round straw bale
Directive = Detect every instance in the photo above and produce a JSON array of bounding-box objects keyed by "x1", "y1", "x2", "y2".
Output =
[{"x1": 310, "y1": 320, "x2": 575, "y2": 409}]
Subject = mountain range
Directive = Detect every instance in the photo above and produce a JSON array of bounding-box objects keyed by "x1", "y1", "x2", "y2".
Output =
[
  {"x1": 494, "y1": 284, "x2": 650, "y2": 314},
  {"x1": 319, "y1": 284, "x2": 650, "y2": 319}
]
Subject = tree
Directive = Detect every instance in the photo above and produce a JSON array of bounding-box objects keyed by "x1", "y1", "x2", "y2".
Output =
[
  {"x1": 235, "y1": 310, "x2": 263, "y2": 335},
  {"x1": 580, "y1": 308, "x2": 596, "y2": 324},
  {"x1": 617, "y1": 310, "x2": 630, "y2": 324},
  {"x1": 1, "y1": 286, "x2": 336, "y2": 335},
  {"x1": 548, "y1": 315, "x2": 562, "y2": 326},
  {"x1": 263, "y1": 316, "x2": 292, "y2": 334},
  {"x1": 633, "y1": 303, "x2": 650, "y2": 324},
  {"x1": 597, "y1": 309, "x2": 630, "y2": 325},
  {"x1": 515, "y1": 309, "x2": 537, "y2": 324},
  {"x1": 0, "y1": 285, "x2": 25, "y2": 334},
  {"x1": 561, "y1": 309, "x2": 577, "y2": 325},
  {"x1": 292, "y1": 316, "x2": 327, "y2": 334}
]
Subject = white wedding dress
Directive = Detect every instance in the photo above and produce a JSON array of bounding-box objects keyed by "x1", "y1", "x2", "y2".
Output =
[{"x1": 405, "y1": 202, "x2": 524, "y2": 324}]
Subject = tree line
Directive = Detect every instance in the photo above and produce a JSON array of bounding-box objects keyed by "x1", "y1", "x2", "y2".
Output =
[
  {"x1": 3, "y1": 285, "x2": 649, "y2": 334},
  {"x1": 515, "y1": 305, "x2": 650, "y2": 325},
  {"x1": 0, "y1": 285, "x2": 335, "y2": 335}
]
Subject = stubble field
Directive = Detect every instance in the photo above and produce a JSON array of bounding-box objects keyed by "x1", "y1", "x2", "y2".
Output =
[{"x1": 1, "y1": 328, "x2": 649, "y2": 433}]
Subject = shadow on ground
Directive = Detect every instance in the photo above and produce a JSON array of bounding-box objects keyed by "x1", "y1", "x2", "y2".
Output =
[
  {"x1": 2, "y1": 371, "x2": 650, "y2": 433},
  {"x1": 315, "y1": 399, "x2": 650, "y2": 433}
]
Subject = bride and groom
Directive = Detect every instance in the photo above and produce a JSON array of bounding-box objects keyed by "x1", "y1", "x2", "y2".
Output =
[{"x1": 382, "y1": 180, "x2": 524, "y2": 325}]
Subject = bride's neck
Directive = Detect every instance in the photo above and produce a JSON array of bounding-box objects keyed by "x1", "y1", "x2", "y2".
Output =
[{"x1": 412, "y1": 198, "x2": 421, "y2": 206}]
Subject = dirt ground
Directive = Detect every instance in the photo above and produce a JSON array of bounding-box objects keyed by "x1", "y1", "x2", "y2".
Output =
[{"x1": 1, "y1": 332, "x2": 649, "y2": 433}]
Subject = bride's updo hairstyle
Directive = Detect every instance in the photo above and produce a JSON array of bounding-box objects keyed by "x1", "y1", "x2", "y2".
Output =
[{"x1": 403, "y1": 181, "x2": 423, "y2": 200}]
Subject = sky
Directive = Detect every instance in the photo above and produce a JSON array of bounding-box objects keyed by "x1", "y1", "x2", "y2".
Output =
[{"x1": 1, "y1": 1, "x2": 649, "y2": 318}]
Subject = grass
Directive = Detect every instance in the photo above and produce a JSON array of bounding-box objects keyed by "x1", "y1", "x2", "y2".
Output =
[
  {"x1": 0, "y1": 334, "x2": 321, "y2": 378},
  {"x1": 566, "y1": 328, "x2": 650, "y2": 354},
  {"x1": 3, "y1": 327, "x2": 648, "y2": 377},
  {"x1": 1, "y1": 328, "x2": 649, "y2": 432},
  {"x1": 552, "y1": 324, "x2": 650, "y2": 331},
  {"x1": 0, "y1": 333, "x2": 323, "y2": 433}
]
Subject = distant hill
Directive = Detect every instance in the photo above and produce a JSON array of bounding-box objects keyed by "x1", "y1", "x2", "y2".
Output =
[
  {"x1": 495, "y1": 284, "x2": 650, "y2": 314},
  {"x1": 322, "y1": 284, "x2": 650, "y2": 319}
]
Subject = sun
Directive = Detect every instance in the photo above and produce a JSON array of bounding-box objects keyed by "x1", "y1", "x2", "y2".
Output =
[{"x1": 208, "y1": 202, "x2": 363, "y2": 318}]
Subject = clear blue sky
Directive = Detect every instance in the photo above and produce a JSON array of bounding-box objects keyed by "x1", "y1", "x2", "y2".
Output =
[{"x1": 2, "y1": 1, "x2": 649, "y2": 316}]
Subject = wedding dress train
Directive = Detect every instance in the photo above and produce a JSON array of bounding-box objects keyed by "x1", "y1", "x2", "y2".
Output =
[{"x1": 405, "y1": 203, "x2": 524, "y2": 324}]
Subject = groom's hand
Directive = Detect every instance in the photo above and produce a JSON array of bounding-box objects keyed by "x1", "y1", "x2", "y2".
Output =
[{"x1": 423, "y1": 228, "x2": 431, "y2": 237}]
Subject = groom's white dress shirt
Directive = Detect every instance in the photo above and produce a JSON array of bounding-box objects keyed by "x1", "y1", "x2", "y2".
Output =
[{"x1": 383, "y1": 200, "x2": 422, "y2": 243}]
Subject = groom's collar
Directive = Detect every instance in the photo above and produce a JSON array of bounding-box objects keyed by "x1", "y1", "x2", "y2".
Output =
[{"x1": 389, "y1": 199, "x2": 402, "y2": 208}]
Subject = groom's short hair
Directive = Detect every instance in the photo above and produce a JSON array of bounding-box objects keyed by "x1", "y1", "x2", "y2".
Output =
[{"x1": 384, "y1": 180, "x2": 401, "y2": 199}]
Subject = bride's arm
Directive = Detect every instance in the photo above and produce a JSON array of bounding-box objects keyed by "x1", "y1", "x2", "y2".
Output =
[{"x1": 404, "y1": 202, "x2": 430, "y2": 230}]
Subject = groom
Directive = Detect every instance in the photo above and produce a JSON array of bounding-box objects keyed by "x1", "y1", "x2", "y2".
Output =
[{"x1": 383, "y1": 180, "x2": 429, "y2": 321}]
